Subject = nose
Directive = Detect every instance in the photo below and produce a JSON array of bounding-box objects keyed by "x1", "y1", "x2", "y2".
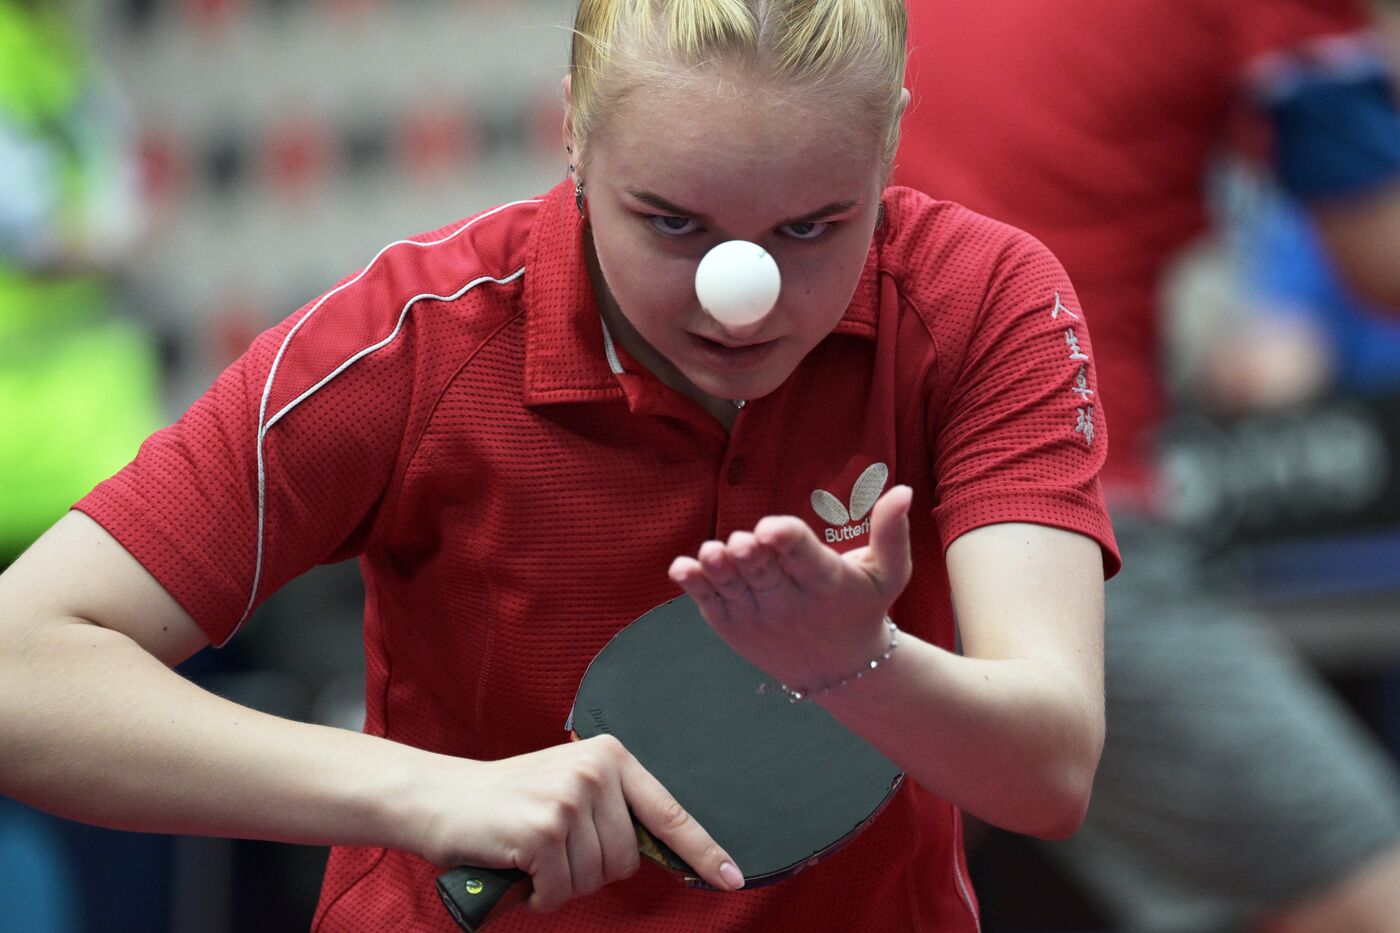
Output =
[{"x1": 695, "y1": 240, "x2": 781, "y2": 331}]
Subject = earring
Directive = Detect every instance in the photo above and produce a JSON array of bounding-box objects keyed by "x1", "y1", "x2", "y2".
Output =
[
  {"x1": 876, "y1": 202, "x2": 885, "y2": 231},
  {"x1": 575, "y1": 180, "x2": 586, "y2": 219}
]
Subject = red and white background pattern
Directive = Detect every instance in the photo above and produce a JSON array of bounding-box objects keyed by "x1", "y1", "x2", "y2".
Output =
[{"x1": 95, "y1": 0, "x2": 572, "y2": 398}]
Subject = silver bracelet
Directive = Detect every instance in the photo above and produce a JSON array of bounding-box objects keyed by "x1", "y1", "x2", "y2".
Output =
[{"x1": 768, "y1": 618, "x2": 900, "y2": 704}]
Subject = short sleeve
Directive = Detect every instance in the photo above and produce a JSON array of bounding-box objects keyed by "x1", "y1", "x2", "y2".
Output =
[
  {"x1": 930, "y1": 234, "x2": 1120, "y2": 577},
  {"x1": 75, "y1": 292, "x2": 417, "y2": 646}
]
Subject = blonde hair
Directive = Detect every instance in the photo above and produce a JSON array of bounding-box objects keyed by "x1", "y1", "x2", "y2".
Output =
[{"x1": 569, "y1": 0, "x2": 907, "y2": 165}]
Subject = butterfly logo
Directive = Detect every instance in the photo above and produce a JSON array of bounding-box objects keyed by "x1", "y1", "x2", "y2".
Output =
[{"x1": 810, "y1": 462, "x2": 889, "y2": 544}]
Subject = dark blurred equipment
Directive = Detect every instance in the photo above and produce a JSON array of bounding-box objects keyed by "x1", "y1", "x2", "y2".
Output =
[{"x1": 1161, "y1": 393, "x2": 1400, "y2": 549}]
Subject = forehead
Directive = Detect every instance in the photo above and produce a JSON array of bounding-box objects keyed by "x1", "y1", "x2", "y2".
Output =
[{"x1": 592, "y1": 77, "x2": 882, "y2": 212}]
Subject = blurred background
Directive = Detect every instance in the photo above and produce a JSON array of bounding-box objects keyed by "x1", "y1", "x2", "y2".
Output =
[{"x1": 1, "y1": 0, "x2": 1398, "y2": 930}]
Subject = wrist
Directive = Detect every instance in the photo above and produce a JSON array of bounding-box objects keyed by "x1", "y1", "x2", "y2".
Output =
[
  {"x1": 352, "y1": 738, "x2": 461, "y2": 853},
  {"x1": 770, "y1": 617, "x2": 900, "y2": 703}
]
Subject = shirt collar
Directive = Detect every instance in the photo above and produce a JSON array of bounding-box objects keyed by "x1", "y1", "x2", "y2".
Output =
[{"x1": 522, "y1": 180, "x2": 621, "y2": 406}]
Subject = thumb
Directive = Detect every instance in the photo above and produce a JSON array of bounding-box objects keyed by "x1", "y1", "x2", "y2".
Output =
[{"x1": 866, "y1": 485, "x2": 913, "y2": 598}]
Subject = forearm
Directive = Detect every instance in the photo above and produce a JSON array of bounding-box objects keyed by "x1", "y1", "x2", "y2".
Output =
[
  {"x1": 818, "y1": 633, "x2": 1103, "y2": 839},
  {"x1": 1, "y1": 617, "x2": 433, "y2": 851},
  {"x1": 1311, "y1": 178, "x2": 1400, "y2": 313}
]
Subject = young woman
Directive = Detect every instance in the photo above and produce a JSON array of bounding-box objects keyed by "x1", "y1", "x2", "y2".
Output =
[{"x1": 0, "y1": 1, "x2": 1117, "y2": 929}]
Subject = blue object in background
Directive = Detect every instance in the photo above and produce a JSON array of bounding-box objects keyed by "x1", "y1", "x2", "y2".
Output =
[
  {"x1": 0, "y1": 796, "x2": 175, "y2": 933},
  {"x1": 0, "y1": 797, "x2": 81, "y2": 933},
  {"x1": 1241, "y1": 185, "x2": 1400, "y2": 396}
]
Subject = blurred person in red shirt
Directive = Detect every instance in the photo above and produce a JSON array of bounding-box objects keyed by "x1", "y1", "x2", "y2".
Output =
[{"x1": 898, "y1": 1, "x2": 1400, "y2": 931}]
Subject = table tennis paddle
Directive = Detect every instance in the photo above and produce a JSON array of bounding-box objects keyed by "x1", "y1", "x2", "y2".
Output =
[{"x1": 435, "y1": 595, "x2": 904, "y2": 931}]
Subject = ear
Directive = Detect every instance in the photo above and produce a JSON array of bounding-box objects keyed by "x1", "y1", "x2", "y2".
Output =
[{"x1": 562, "y1": 75, "x2": 580, "y2": 167}]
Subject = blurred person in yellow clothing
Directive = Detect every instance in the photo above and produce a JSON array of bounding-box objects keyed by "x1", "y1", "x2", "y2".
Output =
[{"x1": 0, "y1": 0, "x2": 161, "y2": 564}]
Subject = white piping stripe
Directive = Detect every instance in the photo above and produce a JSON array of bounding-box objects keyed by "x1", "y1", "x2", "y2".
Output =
[
  {"x1": 598, "y1": 314, "x2": 625, "y2": 375},
  {"x1": 232, "y1": 199, "x2": 541, "y2": 637},
  {"x1": 952, "y1": 811, "x2": 981, "y2": 929},
  {"x1": 264, "y1": 268, "x2": 526, "y2": 432}
]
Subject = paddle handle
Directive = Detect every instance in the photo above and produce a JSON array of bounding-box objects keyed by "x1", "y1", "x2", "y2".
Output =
[{"x1": 435, "y1": 865, "x2": 530, "y2": 931}]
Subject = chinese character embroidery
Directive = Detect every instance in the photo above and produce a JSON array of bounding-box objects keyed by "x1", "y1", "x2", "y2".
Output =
[
  {"x1": 1051, "y1": 291, "x2": 1080, "y2": 320},
  {"x1": 1072, "y1": 364, "x2": 1094, "y2": 400},
  {"x1": 1075, "y1": 406, "x2": 1095, "y2": 446},
  {"x1": 1066, "y1": 328, "x2": 1089, "y2": 361}
]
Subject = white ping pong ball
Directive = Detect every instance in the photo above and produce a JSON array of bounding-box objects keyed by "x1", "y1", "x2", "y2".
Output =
[{"x1": 694, "y1": 240, "x2": 781, "y2": 328}]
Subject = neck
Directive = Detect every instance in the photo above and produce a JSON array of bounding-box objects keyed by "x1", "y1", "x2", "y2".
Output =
[{"x1": 584, "y1": 229, "x2": 740, "y2": 429}]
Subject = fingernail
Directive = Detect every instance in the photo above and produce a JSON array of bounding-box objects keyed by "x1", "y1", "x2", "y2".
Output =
[{"x1": 719, "y1": 861, "x2": 744, "y2": 889}]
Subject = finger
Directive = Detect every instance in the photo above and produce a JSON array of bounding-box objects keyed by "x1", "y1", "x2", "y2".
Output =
[
  {"x1": 668, "y1": 557, "x2": 733, "y2": 626},
  {"x1": 753, "y1": 516, "x2": 844, "y2": 592},
  {"x1": 727, "y1": 531, "x2": 790, "y2": 596},
  {"x1": 619, "y1": 754, "x2": 744, "y2": 891},
  {"x1": 866, "y1": 485, "x2": 914, "y2": 598},
  {"x1": 564, "y1": 798, "x2": 606, "y2": 898},
  {"x1": 668, "y1": 556, "x2": 705, "y2": 589},
  {"x1": 523, "y1": 829, "x2": 573, "y2": 914},
  {"x1": 591, "y1": 767, "x2": 641, "y2": 885},
  {"x1": 697, "y1": 540, "x2": 750, "y2": 602}
]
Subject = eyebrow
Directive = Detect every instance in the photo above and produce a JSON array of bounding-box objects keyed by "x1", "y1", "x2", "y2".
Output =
[{"x1": 625, "y1": 189, "x2": 860, "y2": 227}]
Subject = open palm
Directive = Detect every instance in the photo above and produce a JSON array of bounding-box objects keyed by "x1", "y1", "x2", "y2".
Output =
[{"x1": 668, "y1": 485, "x2": 913, "y2": 695}]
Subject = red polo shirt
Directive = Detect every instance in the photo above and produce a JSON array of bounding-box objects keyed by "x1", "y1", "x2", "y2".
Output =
[
  {"x1": 897, "y1": 0, "x2": 1372, "y2": 500},
  {"x1": 77, "y1": 180, "x2": 1117, "y2": 932}
]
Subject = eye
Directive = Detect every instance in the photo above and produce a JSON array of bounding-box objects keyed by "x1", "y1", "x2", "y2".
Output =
[
  {"x1": 778, "y1": 221, "x2": 831, "y2": 240},
  {"x1": 648, "y1": 214, "x2": 701, "y2": 236}
]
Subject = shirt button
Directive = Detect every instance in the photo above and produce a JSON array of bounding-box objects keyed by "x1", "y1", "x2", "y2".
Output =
[{"x1": 727, "y1": 458, "x2": 745, "y2": 485}]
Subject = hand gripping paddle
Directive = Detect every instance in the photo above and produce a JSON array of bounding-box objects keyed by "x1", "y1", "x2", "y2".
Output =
[{"x1": 436, "y1": 596, "x2": 904, "y2": 930}]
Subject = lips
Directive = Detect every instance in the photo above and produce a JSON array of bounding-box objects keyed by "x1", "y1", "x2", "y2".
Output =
[
  {"x1": 697, "y1": 334, "x2": 771, "y2": 350},
  {"x1": 687, "y1": 332, "x2": 779, "y2": 370}
]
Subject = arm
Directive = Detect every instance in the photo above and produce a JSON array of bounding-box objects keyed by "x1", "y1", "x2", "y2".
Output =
[
  {"x1": 823, "y1": 518, "x2": 1104, "y2": 840},
  {"x1": 1309, "y1": 177, "x2": 1400, "y2": 311},
  {"x1": 669, "y1": 487, "x2": 1105, "y2": 840},
  {"x1": 0, "y1": 511, "x2": 742, "y2": 908},
  {"x1": 0, "y1": 511, "x2": 424, "y2": 845}
]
